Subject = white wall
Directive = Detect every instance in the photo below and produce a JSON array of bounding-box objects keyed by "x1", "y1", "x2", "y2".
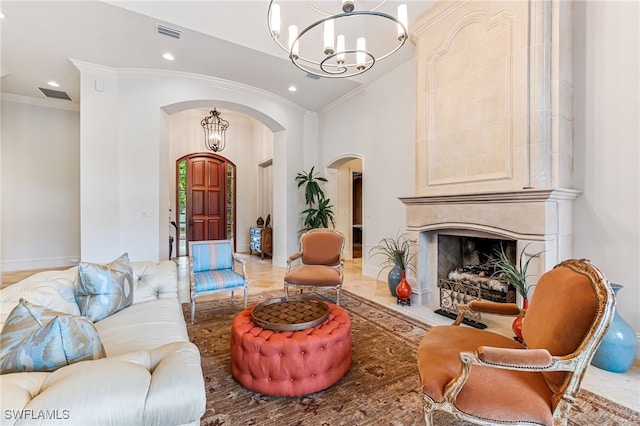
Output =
[
  {"x1": 319, "y1": 60, "x2": 417, "y2": 280},
  {"x1": 1, "y1": 97, "x2": 80, "y2": 270},
  {"x1": 74, "y1": 63, "x2": 314, "y2": 266},
  {"x1": 573, "y1": 0, "x2": 640, "y2": 333}
]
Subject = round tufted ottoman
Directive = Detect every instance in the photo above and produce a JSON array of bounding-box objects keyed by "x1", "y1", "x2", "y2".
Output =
[{"x1": 230, "y1": 302, "x2": 352, "y2": 397}]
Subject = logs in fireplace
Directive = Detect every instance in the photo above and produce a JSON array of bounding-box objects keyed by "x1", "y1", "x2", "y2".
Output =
[{"x1": 436, "y1": 236, "x2": 516, "y2": 328}]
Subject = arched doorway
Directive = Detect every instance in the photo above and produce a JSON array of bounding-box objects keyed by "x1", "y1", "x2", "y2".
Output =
[
  {"x1": 326, "y1": 156, "x2": 364, "y2": 262},
  {"x1": 175, "y1": 152, "x2": 236, "y2": 257}
]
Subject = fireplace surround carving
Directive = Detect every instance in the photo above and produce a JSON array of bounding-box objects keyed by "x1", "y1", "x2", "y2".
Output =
[{"x1": 403, "y1": 0, "x2": 578, "y2": 309}]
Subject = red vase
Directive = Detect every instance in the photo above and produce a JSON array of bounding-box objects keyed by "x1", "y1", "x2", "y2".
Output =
[
  {"x1": 395, "y1": 270, "x2": 411, "y2": 306},
  {"x1": 512, "y1": 299, "x2": 529, "y2": 343}
]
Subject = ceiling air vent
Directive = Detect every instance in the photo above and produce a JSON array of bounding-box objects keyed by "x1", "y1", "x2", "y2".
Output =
[
  {"x1": 156, "y1": 23, "x2": 182, "y2": 39},
  {"x1": 38, "y1": 87, "x2": 72, "y2": 101}
]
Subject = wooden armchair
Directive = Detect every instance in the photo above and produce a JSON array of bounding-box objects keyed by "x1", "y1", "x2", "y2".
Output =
[
  {"x1": 416, "y1": 259, "x2": 615, "y2": 426},
  {"x1": 284, "y1": 229, "x2": 345, "y2": 305}
]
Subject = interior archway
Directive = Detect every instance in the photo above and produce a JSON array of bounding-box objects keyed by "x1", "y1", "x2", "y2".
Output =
[
  {"x1": 326, "y1": 155, "x2": 364, "y2": 263},
  {"x1": 164, "y1": 105, "x2": 274, "y2": 260}
]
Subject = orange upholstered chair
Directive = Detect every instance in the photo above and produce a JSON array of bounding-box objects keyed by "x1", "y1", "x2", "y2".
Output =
[
  {"x1": 416, "y1": 259, "x2": 615, "y2": 426},
  {"x1": 284, "y1": 229, "x2": 345, "y2": 305}
]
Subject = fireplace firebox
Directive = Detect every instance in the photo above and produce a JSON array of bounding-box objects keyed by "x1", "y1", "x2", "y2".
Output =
[{"x1": 435, "y1": 235, "x2": 516, "y2": 328}]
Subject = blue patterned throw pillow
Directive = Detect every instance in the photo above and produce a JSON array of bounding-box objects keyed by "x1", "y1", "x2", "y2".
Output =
[
  {"x1": 75, "y1": 252, "x2": 134, "y2": 322},
  {"x1": 0, "y1": 299, "x2": 67, "y2": 358},
  {"x1": 0, "y1": 299, "x2": 105, "y2": 374}
]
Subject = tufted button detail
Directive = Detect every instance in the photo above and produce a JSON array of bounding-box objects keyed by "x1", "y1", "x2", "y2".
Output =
[{"x1": 230, "y1": 303, "x2": 352, "y2": 397}]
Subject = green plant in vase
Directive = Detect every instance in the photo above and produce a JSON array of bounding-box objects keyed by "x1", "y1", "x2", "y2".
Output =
[
  {"x1": 295, "y1": 166, "x2": 336, "y2": 230},
  {"x1": 491, "y1": 242, "x2": 543, "y2": 342},
  {"x1": 369, "y1": 233, "x2": 416, "y2": 298}
]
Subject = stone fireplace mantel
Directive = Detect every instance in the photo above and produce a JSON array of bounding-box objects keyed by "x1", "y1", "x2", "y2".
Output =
[
  {"x1": 400, "y1": 188, "x2": 580, "y2": 305},
  {"x1": 406, "y1": 0, "x2": 577, "y2": 308},
  {"x1": 400, "y1": 188, "x2": 580, "y2": 240}
]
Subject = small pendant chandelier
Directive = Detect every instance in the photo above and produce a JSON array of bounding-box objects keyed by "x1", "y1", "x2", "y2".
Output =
[
  {"x1": 268, "y1": 0, "x2": 409, "y2": 78},
  {"x1": 201, "y1": 108, "x2": 229, "y2": 152}
]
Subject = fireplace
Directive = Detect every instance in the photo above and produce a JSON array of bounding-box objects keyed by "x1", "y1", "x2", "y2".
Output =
[
  {"x1": 435, "y1": 234, "x2": 516, "y2": 327},
  {"x1": 404, "y1": 1, "x2": 579, "y2": 316},
  {"x1": 400, "y1": 189, "x2": 580, "y2": 308}
]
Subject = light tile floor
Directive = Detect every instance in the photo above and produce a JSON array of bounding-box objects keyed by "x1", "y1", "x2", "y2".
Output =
[{"x1": 180, "y1": 254, "x2": 640, "y2": 412}]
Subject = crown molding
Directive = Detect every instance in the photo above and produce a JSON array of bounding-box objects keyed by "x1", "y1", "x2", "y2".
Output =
[
  {"x1": 0, "y1": 93, "x2": 80, "y2": 112},
  {"x1": 318, "y1": 85, "x2": 368, "y2": 115},
  {"x1": 70, "y1": 60, "x2": 306, "y2": 114}
]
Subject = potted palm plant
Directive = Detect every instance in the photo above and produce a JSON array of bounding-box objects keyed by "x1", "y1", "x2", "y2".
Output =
[
  {"x1": 369, "y1": 233, "x2": 416, "y2": 297},
  {"x1": 295, "y1": 166, "x2": 336, "y2": 230},
  {"x1": 491, "y1": 243, "x2": 543, "y2": 342}
]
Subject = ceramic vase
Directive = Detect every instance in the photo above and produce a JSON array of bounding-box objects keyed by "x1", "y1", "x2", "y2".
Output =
[
  {"x1": 512, "y1": 299, "x2": 528, "y2": 343},
  {"x1": 395, "y1": 270, "x2": 411, "y2": 305},
  {"x1": 387, "y1": 265, "x2": 403, "y2": 297},
  {"x1": 591, "y1": 284, "x2": 637, "y2": 373}
]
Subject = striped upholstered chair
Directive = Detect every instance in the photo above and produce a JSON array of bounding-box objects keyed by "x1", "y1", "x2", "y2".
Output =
[{"x1": 189, "y1": 240, "x2": 248, "y2": 323}]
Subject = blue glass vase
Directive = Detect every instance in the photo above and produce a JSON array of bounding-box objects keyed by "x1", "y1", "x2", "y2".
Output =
[
  {"x1": 388, "y1": 265, "x2": 403, "y2": 297},
  {"x1": 591, "y1": 283, "x2": 637, "y2": 373}
]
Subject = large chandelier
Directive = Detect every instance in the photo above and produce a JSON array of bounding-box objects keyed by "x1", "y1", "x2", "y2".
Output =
[
  {"x1": 268, "y1": 0, "x2": 408, "y2": 78},
  {"x1": 201, "y1": 108, "x2": 229, "y2": 152}
]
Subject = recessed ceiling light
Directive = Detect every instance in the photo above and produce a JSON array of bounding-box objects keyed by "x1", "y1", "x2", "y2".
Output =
[
  {"x1": 47, "y1": 81, "x2": 60, "y2": 88},
  {"x1": 162, "y1": 52, "x2": 175, "y2": 61},
  {"x1": 288, "y1": 85, "x2": 297, "y2": 92},
  {"x1": 0, "y1": 12, "x2": 5, "y2": 19}
]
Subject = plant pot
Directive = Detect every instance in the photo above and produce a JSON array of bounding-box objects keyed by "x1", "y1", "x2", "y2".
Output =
[
  {"x1": 395, "y1": 270, "x2": 411, "y2": 306},
  {"x1": 387, "y1": 265, "x2": 403, "y2": 297},
  {"x1": 591, "y1": 284, "x2": 637, "y2": 373},
  {"x1": 512, "y1": 299, "x2": 528, "y2": 343}
]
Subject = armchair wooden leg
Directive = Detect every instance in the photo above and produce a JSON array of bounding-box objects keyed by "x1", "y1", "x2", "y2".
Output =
[
  {"x1": 284, "y1": 283, "x2": 290, "y2": 298},
  {"x1": 336, "y1": 288, "x2": 341, "y2": 306},
  {"x1": 190, "y1": 299, "x2": 196, "y2": 324},
  {"x1": 424, "y1": 409, "x2": 434, "y2": 426},
  {"x1": 243, "y1": 288, "x2": 248, "y2": 308}
]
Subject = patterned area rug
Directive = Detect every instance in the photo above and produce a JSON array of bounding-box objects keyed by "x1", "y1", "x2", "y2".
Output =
[{"x1": 184, "y1": 291, "x2": 640, "y2": 426}]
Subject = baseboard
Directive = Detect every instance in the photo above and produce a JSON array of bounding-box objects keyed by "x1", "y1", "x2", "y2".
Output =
[{"x1": 1, "y1": 256, "x2": 79, "y2": 272}]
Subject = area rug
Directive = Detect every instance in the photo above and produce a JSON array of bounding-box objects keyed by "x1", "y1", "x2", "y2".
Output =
[{"x1": 184, "y1": 291, "x2": 640, "y2": 426}]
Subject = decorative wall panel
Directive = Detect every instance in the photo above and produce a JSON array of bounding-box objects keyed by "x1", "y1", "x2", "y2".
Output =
[{"x1": 427, "y1": 10, "x2": 514, "y2": 186}]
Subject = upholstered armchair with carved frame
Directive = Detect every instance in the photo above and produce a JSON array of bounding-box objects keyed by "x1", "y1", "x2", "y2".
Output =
[
  {"x1": 284, "y1": 229, "x2": 345, "y2": 305},
  {"x1": 417, "y1": 259, "x2": 615, "y2": 426},
  {"x1": 189, "y1": 239, "x2": 248, "y2": 323}
]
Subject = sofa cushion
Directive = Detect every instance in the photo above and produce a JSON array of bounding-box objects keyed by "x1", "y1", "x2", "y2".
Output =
[
  {"x1": 0, "y1": 299, "x2": 105, "y2": 374},
  {"x1": 0, "y1": 342, "x2": 205, "y2": 426},
  {"x1": 95, "y1": 298, "x2": 189, "y2": 356},
  {"x1": 76, "y1": 252, "x2": 134, "y2": 322}
]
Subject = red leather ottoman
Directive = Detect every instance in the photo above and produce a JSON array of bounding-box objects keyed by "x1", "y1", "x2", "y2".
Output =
[{"x1": 230, "y1": 302, "x2": 352, "y2": 397}]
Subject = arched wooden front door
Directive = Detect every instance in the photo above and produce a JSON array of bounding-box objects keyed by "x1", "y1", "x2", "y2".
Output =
[{"x1": 176, "y1": 153, "x2": 236, "y2": 256}]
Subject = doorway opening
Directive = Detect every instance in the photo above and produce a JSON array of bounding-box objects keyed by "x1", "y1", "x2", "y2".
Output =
[
  {"x1": 352, "y1": 171, "x2": 362, "y2": 258},
  {"x1": 326, "y1": 156, "x2": 363, "y2": 262},
  {"x1": 175, "y1": 152, "x2": 236, "y2": 257}
]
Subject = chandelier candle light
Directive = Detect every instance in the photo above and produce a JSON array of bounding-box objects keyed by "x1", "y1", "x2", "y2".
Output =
[
  {"x1": 201, "y1": 108, "x2": 229, "y2": 152},
  {"x1": 268, "y1": 0, "x2": 409, "y2": 78}
]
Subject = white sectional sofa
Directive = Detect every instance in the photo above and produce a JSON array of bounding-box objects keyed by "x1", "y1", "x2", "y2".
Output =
[{"x1": 0, "y1": 260, "x2": 206, "y2": 426}]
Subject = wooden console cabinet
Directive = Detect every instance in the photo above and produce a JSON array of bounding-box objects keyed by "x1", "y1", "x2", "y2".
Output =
[{"x1": 250, "y1": 227, "x2": 272, "y2": 259}]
